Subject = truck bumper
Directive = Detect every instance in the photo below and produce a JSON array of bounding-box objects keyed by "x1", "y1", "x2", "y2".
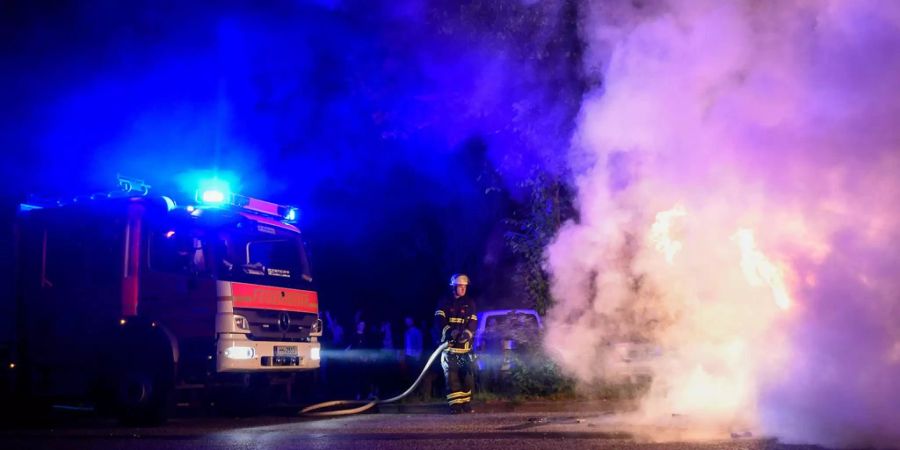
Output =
[{"x1": 216, "y1": 334, "x2": 320, "y2": 372}]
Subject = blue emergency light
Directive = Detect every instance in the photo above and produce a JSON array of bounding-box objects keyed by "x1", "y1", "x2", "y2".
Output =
[
  {"x1": 192, "y1": 178, "x2": 300, "y2": 223},
  {"x1": 195, "y1": 178, "x2": 232, "y2": 206},
  {"x1": 199, "y1": 189, "x2": 227, "y2": 204},
  {"x1": 284, "y1": 207, "x2": 298, "y2": 222}
]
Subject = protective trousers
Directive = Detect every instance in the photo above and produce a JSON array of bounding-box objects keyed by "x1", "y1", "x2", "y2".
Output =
[{"x1": 441, "y1": 351, "x2": 475, "y2": 407}]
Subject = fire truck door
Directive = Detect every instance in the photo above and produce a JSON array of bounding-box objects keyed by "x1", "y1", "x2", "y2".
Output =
[{"x1": 140, "y1": 231, "x2": 217, "y2": 339}]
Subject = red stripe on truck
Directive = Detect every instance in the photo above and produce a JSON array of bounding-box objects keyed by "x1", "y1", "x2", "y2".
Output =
[{"x1": 231, "y1": 282, "x2": 318, "y2": 313}]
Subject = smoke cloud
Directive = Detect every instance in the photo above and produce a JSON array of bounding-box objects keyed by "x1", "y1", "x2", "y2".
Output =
[{"x1": 545, "y1": 0, "x2": 900, "y2": 446}]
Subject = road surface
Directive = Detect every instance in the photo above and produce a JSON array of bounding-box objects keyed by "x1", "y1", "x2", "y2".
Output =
[{"x1": 0, "y1": 405, "x2": 835, "y2": 450}]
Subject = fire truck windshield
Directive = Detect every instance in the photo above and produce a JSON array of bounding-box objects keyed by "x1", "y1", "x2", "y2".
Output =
[{"x1": 214, "y1": 227, "x2": 312, "y2": 289}]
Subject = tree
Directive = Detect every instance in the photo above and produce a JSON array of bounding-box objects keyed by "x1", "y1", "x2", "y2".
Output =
[{"x1": 505, "y1": 171, "x2": 573, "y2": 315}]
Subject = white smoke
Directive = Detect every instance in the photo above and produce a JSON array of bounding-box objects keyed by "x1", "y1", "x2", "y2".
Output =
[{"x1": 545, "y1": 0, "x2": 900, "y2": 446}]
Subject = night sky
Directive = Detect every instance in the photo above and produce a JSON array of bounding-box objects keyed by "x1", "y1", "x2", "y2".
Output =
[{"x1": 0, "y1": 0, "x2": 585, "y2": 327}]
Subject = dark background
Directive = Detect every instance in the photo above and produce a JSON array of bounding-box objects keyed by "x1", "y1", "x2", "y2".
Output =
[{"x1": 0, "y1": 0, "x2": 586, "y2": 334}]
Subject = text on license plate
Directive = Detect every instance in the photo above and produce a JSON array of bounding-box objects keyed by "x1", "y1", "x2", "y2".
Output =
[{"x1": 274, "y1": 346, "x2": 298, "y2": 357}]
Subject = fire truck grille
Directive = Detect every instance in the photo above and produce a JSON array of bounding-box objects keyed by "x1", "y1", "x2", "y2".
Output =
[{"x1": 234, "y1": 308, "x2": 317, "y2": 342}]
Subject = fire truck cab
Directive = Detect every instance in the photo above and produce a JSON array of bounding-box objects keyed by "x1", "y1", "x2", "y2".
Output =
[{"x1": 9, "y1": 179, "x2": 321, "y2": 423}]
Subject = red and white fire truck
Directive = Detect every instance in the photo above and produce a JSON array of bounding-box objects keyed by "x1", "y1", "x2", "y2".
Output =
[{"x1": 7, "y1": 177, "x2": 322, "y2": 423}]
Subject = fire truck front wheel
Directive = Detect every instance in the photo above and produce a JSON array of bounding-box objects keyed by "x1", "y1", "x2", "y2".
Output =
[{"x1": 114, "y1": 333, "x2": 175, "y2": 425}]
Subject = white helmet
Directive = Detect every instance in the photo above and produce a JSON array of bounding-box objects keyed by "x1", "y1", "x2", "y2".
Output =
[{"x1": 449, "y1": 273, "x2": 470, "y2": 286}]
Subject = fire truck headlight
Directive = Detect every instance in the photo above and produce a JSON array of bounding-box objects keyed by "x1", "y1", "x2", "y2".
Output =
[
  {"x1": 224, "y1": 346, "x2": 255, "y2": 360},
  {"x1": 234, "y1": 315, "x2": 250, "y2": 331},
  {"x1": 310, "y1": 347, "x2": 320, "y2": 361}
]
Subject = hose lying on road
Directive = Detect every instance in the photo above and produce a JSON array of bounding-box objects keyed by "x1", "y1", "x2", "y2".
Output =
[{"x1": 300, "y1": 342, "x2": 449, "y2": 417}]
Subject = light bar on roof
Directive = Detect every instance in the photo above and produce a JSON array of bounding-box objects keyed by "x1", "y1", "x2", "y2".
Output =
[
  {"x1": 234, "y1": 194, "x2": 279, "y2": 216},
  {"x1": 193, "y1": 189, "x2": 299, "y2": 223},
  {"x1": 232, "y1": 194, "x2": 300, "y2": 223}
]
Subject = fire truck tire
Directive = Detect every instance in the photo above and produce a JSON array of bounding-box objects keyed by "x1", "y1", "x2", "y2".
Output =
[{"x1": 114, "y1": 336, "x2": 175, "y2": 425}]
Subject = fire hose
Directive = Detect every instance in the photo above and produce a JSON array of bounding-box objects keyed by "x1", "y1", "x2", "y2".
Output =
[{"x1": 300, "y1": 342, "x2": 449, "y2": 416}]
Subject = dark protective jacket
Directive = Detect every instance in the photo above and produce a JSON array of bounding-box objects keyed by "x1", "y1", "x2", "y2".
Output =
[{"x1": 434, "y1": 294, "x2": 478, "y2": 354}]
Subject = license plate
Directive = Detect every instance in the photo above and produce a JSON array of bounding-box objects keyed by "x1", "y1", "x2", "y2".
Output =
[{"x1": 274, "y1": 346, "x2": 298, "y2": 357}]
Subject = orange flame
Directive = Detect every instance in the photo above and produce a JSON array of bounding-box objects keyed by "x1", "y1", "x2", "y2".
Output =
[
  {"x1": 732, "y1": 228, "x2": 792, "y2": 310},
  {"x1": 649, "y1": 204, "x2": 687, "y2": 264}
]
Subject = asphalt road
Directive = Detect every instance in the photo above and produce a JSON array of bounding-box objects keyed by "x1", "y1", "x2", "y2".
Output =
[{"x1": 1, "y1": 404, "x2": 844, "y2": 450}]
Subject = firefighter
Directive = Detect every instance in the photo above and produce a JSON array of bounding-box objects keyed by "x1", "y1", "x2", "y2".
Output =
[{"x1": 434, "y1": 273, "x2": 478, "y2": 414}]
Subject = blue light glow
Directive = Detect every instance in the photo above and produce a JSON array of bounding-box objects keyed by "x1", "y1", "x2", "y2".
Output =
[
  {"x1": 19, "y1": 203, "x2": 43, "y2": 212},
  {"x1": 201, "y1": 189, "x2": 226, "y2": 203},
  {"x1": 195, "y1": 177, "x2": 232, "y2": 205}
]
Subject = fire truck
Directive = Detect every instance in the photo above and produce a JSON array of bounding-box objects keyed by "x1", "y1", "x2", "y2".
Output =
[{"x1": 7, "y1": 177, "x2": 322, "y2": 423}]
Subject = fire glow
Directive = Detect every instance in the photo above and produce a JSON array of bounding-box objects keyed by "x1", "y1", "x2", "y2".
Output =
[
  {"x1": 648, "y1": 204, "x2": 686, "y2": 265},
  {"x1": 732, "y1": 228, "x2": 792, "y2": 311},
  {"x1": 650, "y1": 205, "x2": 794, "y2": 312}
]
